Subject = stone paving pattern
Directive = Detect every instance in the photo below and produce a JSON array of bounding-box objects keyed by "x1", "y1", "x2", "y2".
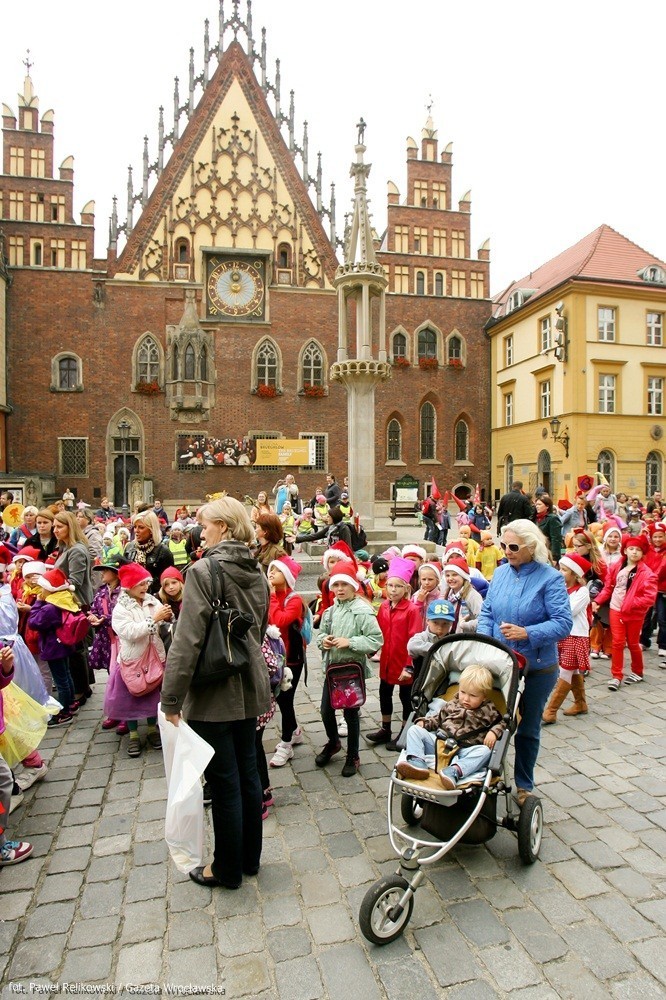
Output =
[{"x1": 2, "y1": 627, "x2": 666, "y2": 996}]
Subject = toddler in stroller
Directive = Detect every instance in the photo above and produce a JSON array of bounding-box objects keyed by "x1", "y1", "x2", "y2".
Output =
[{"x1": 396, "y1": 664, "x2": 506, "y2": 788}]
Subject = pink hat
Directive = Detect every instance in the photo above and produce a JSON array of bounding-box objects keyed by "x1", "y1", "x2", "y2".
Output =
[
  {"x1": 402, "y1": 545, "x2": 426, "y2": 562},
  {"x1": 118, "y1": 563, "x2": 152, "y2": 589},
  {"x1": 329, "y1": 560, "x2": 360, "y2": 591},
  {"x1": 316, "y1": 494, "x2": 327, "y2": 504},
  {"x1": 559, "y1": 554, "x2": 592, "y2": 578},
  {"x1": 387, "y1": 557, "x2": 416, "y2": 586},
  {"x1": 382, "y1": 546, "x2": 402, "y2": 562},
  {"x1": 268, "y1": 555, "x2": 302, "y2": 590},
  {"x1": 37, "y1": 567, "x2": 76, "y2": 593},
  {"x1": 444, "y1": 557, "x2": 471, "y2": 582}
]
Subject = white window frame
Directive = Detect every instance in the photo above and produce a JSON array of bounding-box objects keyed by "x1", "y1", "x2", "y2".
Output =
[
  {"x1": 505, "y1": 335, "x2": 513, "y2": 367},
  {"x1": 598, "y1": 374, "x2": 616, "y2": 413},
  {"x1": 647, "y1": 312, "x2": 663, "y2": 346},
  {"x1": 505, "y1": 392, "x2": 513, "y2": 426},
  {"x1": 540, "y1": 379, "x2": 552, "y2": 419},
  {"x1": 598, "y1": 306, "x2": 616, "y2": 342},
  {"x1": 540, "y1": 316, "x2": 552, "y2": 352},
  {"x1": 648, "y1": 376, "x2": 663, "y2": 416}
]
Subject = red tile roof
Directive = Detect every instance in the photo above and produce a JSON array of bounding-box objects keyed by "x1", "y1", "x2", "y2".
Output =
[{"x1": 493, "y1": 224, "x2": 666, "y2": 315}]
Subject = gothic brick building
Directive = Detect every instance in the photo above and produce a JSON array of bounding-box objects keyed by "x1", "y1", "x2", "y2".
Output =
[{"x1": 0, "y1": 2, "x2": 491, "y2": 513}]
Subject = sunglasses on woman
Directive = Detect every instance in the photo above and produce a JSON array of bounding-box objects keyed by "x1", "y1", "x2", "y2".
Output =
[{"x1": 500, "y1": 541, "x2": 527, "y2": 552}]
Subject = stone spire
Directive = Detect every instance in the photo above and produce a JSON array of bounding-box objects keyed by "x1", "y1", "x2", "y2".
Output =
[{"x1": 344, "y1": 119, "x2": 377, "y2": 268}]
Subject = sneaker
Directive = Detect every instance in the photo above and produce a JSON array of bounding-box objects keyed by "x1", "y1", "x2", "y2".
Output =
[
  {"x1": 269, "y1": 742, "x2": 294, "y2": 768},
  {"x1": 146, "y1": 730, "x2": 162, "y2": 750},
  {"x1": 659, "y1": 649, "x2": 666, "y2": 657},
  {"x1": 101, "y1": 718, "x2": 120, "y2": 730},
  {"x1": 365, "y1": 727, "x2": 392, "y2": 745},
  {"x1": 395, "y1": 760, "x2": 429, "y2": 781},
  {"x1": 0, "y1": 840, "x2": 33, "y2": 866},
  {"x1": 47, "y1": 711, "x2": 73, "y2": 728},
  {"x1": 15, "y1": 763, "x2": 48, "y2": 791},
  {"x1": 608, "y1": 677, "x2": 621, "y2": 691},
  {"x1": 68, "y1": 701, "x2": 82, "y2": 715},
  {"x1": 337, "y1": 716, "x2": 348, "y2": 738},
  {"x1": 315, "y1": 740, "x2": 341, "y2": 767},
  {"x1": 116, "y1": 722, "x2": 129, "y2": 736},
  {"x1": 127, "y1": 737, "x2": 142, "y2": 757},
  {"x1": 440, "y1": 773, "x2": 456, "y2": 790},
  {"x1": 341, "y1": 755, "x2": 360, "y2": 777},
  {"x1": 261, "y1": 802, "x2": 269, "y2": 820},
  {"x1": 598, "y1": 652, "x2": 610, "y2": 660},
  {"x1": 203, "y1": 782, "x2": 212, "y2": 807},
  {"x1": 263, "y1": 789, "x2": 275, "y2": 808},
  {"x1": 9, "y1": 792, "x2": 24, "y2": 814},
  {"x1": 590, "y1": 650, "x2": 600, "y2": 659},
  {"x1": 515, "y1": 788, "x2": 531, "y2": 807},
  {"x1": 624, "y1": 672, "x2": 644, "y2": 684},
  {"x1": 290, "y1": 727, "x2": 304, "y2": 746}
]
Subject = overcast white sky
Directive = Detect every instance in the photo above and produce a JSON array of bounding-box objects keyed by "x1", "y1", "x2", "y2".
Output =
[{"x1": 2, "y1": 0, "x2": 664, "y2": 293}]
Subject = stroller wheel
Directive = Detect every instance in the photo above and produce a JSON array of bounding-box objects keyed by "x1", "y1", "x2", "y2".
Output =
[
  {"x1": 400, "y1": 794, "x2": 424, "y2": 826},
  {"x1": 359, "y1": 875, "x2": 415, "y2": 945},
  {"x1": 517, "y1": 795, "x2": 543, "y2": 864}
]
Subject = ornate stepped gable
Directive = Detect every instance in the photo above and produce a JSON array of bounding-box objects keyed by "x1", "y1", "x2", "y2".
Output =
[{"x1": 110, "y1": 4, "x2": 339, "y2": 289}]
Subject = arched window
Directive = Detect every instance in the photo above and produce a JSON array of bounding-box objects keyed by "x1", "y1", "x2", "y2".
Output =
[
  {"x1": 137, "y1": 336, "x2": 160, "y2": 384},
  {"x1": 537, "y1": 449, "x2": 552, "y2": 495},
  {"x1": 416, "y1": 271, "x2": 425, "y2": 295},
  {"x1": 171, "y1": 346, "x2": 179, "y2": 381},
  {"x1": 278, "y1": 243, "x2": 292, "y2": 269},
  {"x1": 387, "y1": 419, "x2": 402, "y2": 462},
  {"x1": 646, "y1": 451, "x2": 662, "y2": 496},
  {"x1": 454, "y1": 419, "x2": 469, "y2": 462},
  {"x1": 420, "y1": 402, "x2": 436, "y2": 460},
  {"x1": 393, "y1": 332, "x2": 407, "y2": 360},
  {"x1": 417, "y1": 326, "x2": 438, "y2": 361},
  {"x1": 505, "y1": 455, "x2": 514, "y2": 494},
  {"x1": 200, "y1": 345, "x2": 208, "y2": 383},
  {"x1": 184, "y1": 343, "x2": 196, "y2": 381},
  {"x1": 448, "y1": 335, "x2": 462, "y2": 362},
  {"x1": 58, "y1": 356, "x2": 79, "y2": 390},
  {"x1": 434, "y1": 272, "x2": 444, "y2": 296},
  {"x1": 175, "y1": 238, "x2": 190, "y2": 263},
  {"x1": 302, "y1": 341, "x2": 324, "y2": 387},
  {"x1": 257, "y1": 340, "x2": 278, "y2": 387},
  {"x1": 597, "y1": 450, "x2": 614, "y2": 487}
]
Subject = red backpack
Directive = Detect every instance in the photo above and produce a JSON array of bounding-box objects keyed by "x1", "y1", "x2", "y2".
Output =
[{"x1": 56, "y1": 610, "x2": 90, "y2": 648}]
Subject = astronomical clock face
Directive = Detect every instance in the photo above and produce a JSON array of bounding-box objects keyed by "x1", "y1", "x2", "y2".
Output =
[{"x1": 206, "y1": 256, "x2": 266, "y2": 320}]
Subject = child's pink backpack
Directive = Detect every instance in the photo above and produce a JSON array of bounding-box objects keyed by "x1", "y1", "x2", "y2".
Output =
[{"x1": 56, "y1": 610, "x2": 90, "y2": 648}]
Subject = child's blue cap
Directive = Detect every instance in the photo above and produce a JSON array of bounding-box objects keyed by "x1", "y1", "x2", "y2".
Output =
[{"x1": 427, "y1": 598, "x2": 455, "y2": 621}]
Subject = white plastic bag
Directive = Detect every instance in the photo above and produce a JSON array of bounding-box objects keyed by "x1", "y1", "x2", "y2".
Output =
[{"x1": 158, "y1": 708, "x2": 214, "y2": 874}]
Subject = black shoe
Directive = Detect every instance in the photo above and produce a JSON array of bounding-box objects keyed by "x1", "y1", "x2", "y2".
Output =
[
  {"x1": 189, "y1": 866, "x2": 240, "y2": 889},
  {"x1": 365, "y1": 728, "x2": 392, "y2": 745},
  {"x1": 203, "y1": 782, "x2": 212, "y2": 807},
  {"x1": 315, "y1": 740, "x2": 341, "y2": 767},
  {"x1": 341, "y1": 755, "x2": 360, "y2": 777},
  {"x1": 386, "y1": 739, "x2": 402, "y2": 752}
]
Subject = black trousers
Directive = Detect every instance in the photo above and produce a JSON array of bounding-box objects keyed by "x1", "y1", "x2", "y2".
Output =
[{"x1": 188, "y1": 717, "x2": 262, "y2": 887}]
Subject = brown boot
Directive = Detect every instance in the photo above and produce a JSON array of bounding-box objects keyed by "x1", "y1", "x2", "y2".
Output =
[
  {"x1": 542, "y1": 678, "x2": 572, "y2": 724},
  {"x1": 563, "y1": 674, "x2": 588, "y2": 716}
]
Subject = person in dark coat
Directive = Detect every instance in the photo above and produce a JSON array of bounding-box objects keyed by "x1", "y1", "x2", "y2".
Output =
[
  {"x1": 497, "y1": 481, "x2": 536, "y2": 529},
  {"x1": 161, "y1": 496, "x2": 270, "y2": 890},
  {"x1": 296, "y1": 507, "x2": 352, "y2": 549}
]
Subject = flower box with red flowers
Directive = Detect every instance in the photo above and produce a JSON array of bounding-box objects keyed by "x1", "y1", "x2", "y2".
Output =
[
  {"x1": 448, "y1": 358, "x2": 463, "y2": 369},
  {"x1": 135, "y1": 380, "x2": 162, "y2": 395},
  {"x1": 302, "y1": 383, "x2": 326, "y2": 397},
  {"x1": 418, "y1": 357, "x2": 439, "y2": 371},
  {"x1": 392, "y1": 357, "x2": 410, "y2": 369},
  {"x1": 255, "y1": 384, "x2": 278, "y2": 398}
]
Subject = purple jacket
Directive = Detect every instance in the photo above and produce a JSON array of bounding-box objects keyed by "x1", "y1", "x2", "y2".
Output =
[{"x1": 28, "y1": 599, "x2": 73, "y2": 660}]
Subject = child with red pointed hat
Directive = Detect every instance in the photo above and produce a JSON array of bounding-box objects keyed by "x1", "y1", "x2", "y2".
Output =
[
  {"x1": 316, "y1": 560, "x2": 383, "y2": 775},
  {"x1": 267, "y1": 555, "x2": 307, "y2": 770},
  {"x1": 368, "y1": 557, "x2": 422, "y2": 750},
  {"x1": 543, "y1": 553, "x2": 592, "y2": 724},
  {"x1": 28, "y1": 567, "x2": 80, "y2": 727}
]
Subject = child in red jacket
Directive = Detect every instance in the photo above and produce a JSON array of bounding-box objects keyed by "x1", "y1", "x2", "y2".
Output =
[
  {"x1": 593, "y1": 534, "x2": 658, "y2": 689},
  {"x1": 367, "y1": 557, "x2": 422, "y2": 751},
  {"x1": 640, "y1": 521, "x2": 666, "y2": 656},
  {"x1": 267, "y1": 555, "x2": 306, "y2": 768}
]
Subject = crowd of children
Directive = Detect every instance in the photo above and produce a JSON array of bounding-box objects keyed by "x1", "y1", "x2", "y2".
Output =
[{"x1": 2, "y1": 485, "x2": 665, "y2": 867}]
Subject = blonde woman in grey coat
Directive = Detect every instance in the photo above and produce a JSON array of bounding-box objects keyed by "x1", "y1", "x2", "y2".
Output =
[{"x1": 161, "y1": 496, "x2": 270, "y2": 891}]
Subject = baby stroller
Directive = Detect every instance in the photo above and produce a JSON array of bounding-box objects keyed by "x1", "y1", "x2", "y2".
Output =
[{"x1": 359, "y1": 633, "x2": 543, "y2": 945}]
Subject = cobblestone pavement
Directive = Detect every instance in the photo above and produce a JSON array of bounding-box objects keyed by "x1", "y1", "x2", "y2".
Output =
[{"x1": 2, "y1": 642, "x2": 666, "y2": 998}]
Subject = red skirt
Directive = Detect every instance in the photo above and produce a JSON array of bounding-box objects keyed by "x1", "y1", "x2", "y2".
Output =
[{"x1": 558, "y1": 635, "x2": 590, "y2": 672}]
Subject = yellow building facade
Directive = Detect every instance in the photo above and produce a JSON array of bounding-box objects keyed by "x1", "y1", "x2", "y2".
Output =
[{"x1": 487, "y1": 226, "x2": 666, "y2": 503}]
